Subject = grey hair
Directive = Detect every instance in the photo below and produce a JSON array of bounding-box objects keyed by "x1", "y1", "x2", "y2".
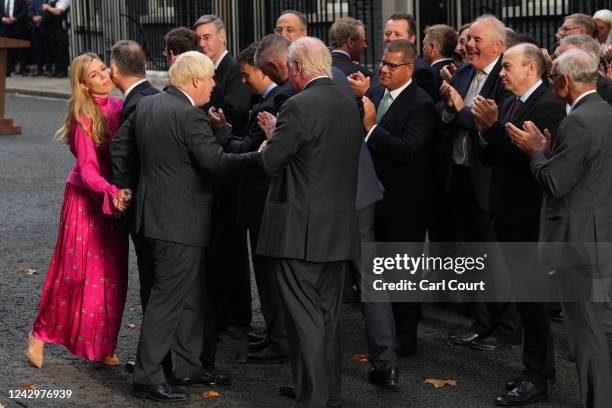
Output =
[
  {"x1": 561, "y1": 34, "x2": 601, "y2": 62},
  {"x1": 329, "y1": 17, "x2": 364, "y2": 49},
  {"x1": 555, "y1": 48, "x2": 598, "y2": 85},
  {"x1": 193, "y1": 14, "x2": 225, "y2": 33},
  {"x1": 255, "y1": 34, "x2": 290, "y2": 67},
  {"x1": 594, "y1": 9, "x2": 612, "y2": 43},
  {"x1": 288, "y1": 37, "x2": 332, "y2": 78},
  {"x1": 474, "y1": 14, "x2": 506, "y2": 45}
]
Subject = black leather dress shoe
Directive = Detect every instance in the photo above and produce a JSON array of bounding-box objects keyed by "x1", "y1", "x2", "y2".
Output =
[
  {"x1": 448, "y1": 331, "x2": 480, "y2": 346},
  {"x1": 278, "y1": 385, "x2": 296, "y2": 399},
  {"x1": 249, "y1": 337, "x2": 271, "y2": 353},
  {"x1": 505, "y1": 377, "x2": 522, "y2": 391},
  {"x1": 132, "y1": 382, "x2": 189, "y2": 402},
  {"x1": 125, "y1": 361, "x2": 135, "y2": 373},
  {"x1": 495, "y1": 380, "x2": 547, "y2": 406},
  {"x1": 173, "y1": 370, "x2": 231, "y2": 387},
  {"x1": 247, "y1": 330, "x2": 267, "y2": 343},
  {"x1": 471, "y1": 336, "x2": 521, "y2": 352},
  {"x1": 247, "y1": 346, "x2": 289, "y2": 364},
  {"x1": 368, "y1": 367, "x2": 398, "y2": 387}
]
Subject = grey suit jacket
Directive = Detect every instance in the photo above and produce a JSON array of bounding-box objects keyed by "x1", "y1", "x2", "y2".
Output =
[{"x1": 531, "y1": 92, "x2": 612, "y2": 268}]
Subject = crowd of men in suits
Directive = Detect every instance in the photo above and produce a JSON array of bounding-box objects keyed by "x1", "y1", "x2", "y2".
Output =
[{"x1": 103, "y1": 8, "x2": 612, "y2": 408}]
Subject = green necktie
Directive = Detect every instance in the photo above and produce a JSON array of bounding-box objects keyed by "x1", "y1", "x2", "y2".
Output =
[{"x1": 376, "y1": 91, "x2": 392, "y2": 124}]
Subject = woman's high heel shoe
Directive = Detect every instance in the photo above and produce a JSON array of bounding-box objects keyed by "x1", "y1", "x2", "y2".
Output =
[
  {"x1": 101, "y1": 355, "x2": 121, "y2": 367},
  {"x1": 25, "y1": 331, "x2": 44, "y2": 368}
]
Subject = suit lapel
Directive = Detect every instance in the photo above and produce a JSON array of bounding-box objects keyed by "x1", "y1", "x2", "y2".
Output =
[
  {"x1": 457, "y1": 66, "x2": 476, "y2": 98},
  {"x1": 508, "y1": 82, "x2": 547, "y2": 125},
  {"x1": 478, "y1": 57, "x2": 503, "y2": 98},
  {"x1": 379, "y1": 83, "x2": 415, "y2": 127}
]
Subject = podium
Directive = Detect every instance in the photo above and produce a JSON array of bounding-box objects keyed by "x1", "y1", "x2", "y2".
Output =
[{"x1": 0, "y1": 36, "x2": 30, "y2": 135}]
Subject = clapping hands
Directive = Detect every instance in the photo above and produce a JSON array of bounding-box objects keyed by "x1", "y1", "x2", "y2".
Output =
[
  {"x1": 257, "y1": 111, "x2": 277, "y2": 140},
  {"x1": 506, "y1": 121, "x2": 552, "y2": 157},
  {"x1": 472, "y1": 96, "x2": 498, "y2": 133},
  {"x1": 440, "y1": 80, "x2": 465, "y2": 112},
  {"x1": 208, "y1": 107, "x2": 230, "y2": 129},
  {"x1": 347, "y1": 71, "x2": 370, "y2": 98},
  {"x1": 113, "y1": 189, "x2": 133, "y2": 214}
]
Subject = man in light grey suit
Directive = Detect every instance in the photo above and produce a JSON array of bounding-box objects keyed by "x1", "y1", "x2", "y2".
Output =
[{"x1": 509, "y1": 48, "x2": 612, "y2": 408}]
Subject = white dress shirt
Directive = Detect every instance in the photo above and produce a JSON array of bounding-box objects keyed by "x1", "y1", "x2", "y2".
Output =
[{"x1": 365, "y1": 78, "x2": 413, "y2": 142}]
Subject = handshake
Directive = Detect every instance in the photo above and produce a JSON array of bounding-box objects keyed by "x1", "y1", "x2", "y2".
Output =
[{"x1": 113, "y1": 189, "x2": 133, "y2": 214}]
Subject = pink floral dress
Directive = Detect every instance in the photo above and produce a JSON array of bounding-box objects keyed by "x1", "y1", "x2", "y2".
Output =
[{"x1": 32, "y1": 96, "x2": 128, "y2": 362}]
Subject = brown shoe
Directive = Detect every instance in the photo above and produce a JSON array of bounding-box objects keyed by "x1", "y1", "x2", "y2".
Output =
[
  {"x1": 25, "y1": 331, "x2": 44, "y2": 368},
  {"x1": 101, "y1": 355, "x2": 121, "y2": 367}
]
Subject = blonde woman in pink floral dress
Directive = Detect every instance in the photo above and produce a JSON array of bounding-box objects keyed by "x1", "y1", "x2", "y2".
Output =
[{"x1": 26, "y1": 53, "x2": 131, "y2": 368}]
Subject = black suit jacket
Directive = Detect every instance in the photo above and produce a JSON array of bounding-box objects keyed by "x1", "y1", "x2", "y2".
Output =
[
  {"x1": 119, "y1": 80, "x2": 160, "y2": 125},
  {"x1": 596, "y1": 74, "x2": 612, "y2": 105},
  {"x1": 256, "y1": 77, "x2": 361, "y2": 261},
  {"x1": 331, "y1": 51, "x2": 372, "y2": 77},
  {"x1": 480, "y1": 81, "x2": 566, "y2": 239},
  {"x1": 438, "y1": 56, "x2": 512, "y2": 211},
  {"x1": 431, "y1": 58, "x2": 454, "y2": 102},
  {"x1": 371, "y1": 56, "x2": 437, "y2": 102},
  {"x1": 0, "y1": 0, "x2": 28, "y2": 36},
  {"x1": 367, "y1": 81, "x2": 437, "y2": 219},
  {"x1": 110, "y1": 86, "x2": 258, "y2": 247},
  {"x1": 216, "y1": 85, "x2": 280, "y2": 229},
  {"x1": 204, "y1": 52, "x2": 252, "y2": 137}
]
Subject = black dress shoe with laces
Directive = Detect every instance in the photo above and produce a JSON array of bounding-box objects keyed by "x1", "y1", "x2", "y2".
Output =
[
  {"x1": 278, "y1": 385, "x2": 296, "y2": 399},
  {"x1": 495, "y1": 380, "x2": 547, "y2": 406},
  {"x1": 471, "y1": 336, "x2": 521, "y2": 351},
  {"x1": 247, "y1": 345, "x2": 289, "y2": 364},
  {"x1": 173, "y1": 370, "x2": 231, "y2": 387},
  {"x1": 125, "y1": 361, "x2": 135, "y2": 373},
  {"x1": 247, "y1": 330, "x2": 267, "y2": 343},
  {"x1": 448, "y1": 331, "x2": 481, "y2": 345},
  {"x1": 132, "y1": 382, "x2": 189, "y2": 402},
  {"x1": 505, "y1": 377, "x2": 523, "y2": 391},
  {"x1": 368, "y1": 367, "x2": 398, "y2": 387}
]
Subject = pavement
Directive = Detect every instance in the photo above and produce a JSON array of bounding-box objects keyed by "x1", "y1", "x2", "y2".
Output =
[
  {"x1": 0, "y1": 93, "x2": 585, "y2": 407},
  {"x1": 5, "y1": 71, "x2": 168, "y2": 99}
]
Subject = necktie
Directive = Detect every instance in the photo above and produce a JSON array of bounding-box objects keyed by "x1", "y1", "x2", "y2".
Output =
[
  {"x1": 453, "y1": 71, "x2": 486, "y2": 166},
  {"x1": 376, "y1": 91, "x2": 392, "y2": 124},
  {"x1": 509, "y1": 97, "x2": 523, "y2": 120}
]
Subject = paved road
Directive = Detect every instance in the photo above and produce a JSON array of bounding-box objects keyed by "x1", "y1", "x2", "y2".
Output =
[{"x1": 0, "y1": 94, "x2": 582, "y2": 407}]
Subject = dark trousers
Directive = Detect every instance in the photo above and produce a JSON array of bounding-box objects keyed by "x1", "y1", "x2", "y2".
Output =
[
  {"x1": 31, "y1": 26, "x2": 49, "y2": 70},
  {"x1": 47, "y1": 23, "x2": 68, "y2": 74},
  {"x1": 351, "y1": 204, "x2": 398, "y2": 370},
  {"x1": 250, "y1": 227, "x2": 287, "y2": 352},
  {"x1": 374, "y1": 215, "x2": 426, "y2": 353},
  {"x1": 133, "y1": 236, "x2": 210, "y2": 385},
  {"x1": 495, "y1": 218, "x2": 554, "y2": 384},
  {"x1": 450, "y1": 165, "x2": 521, "y2": 342},
  {"x1": 274, "y1": 258, "x2": 346, "y2": 408}
]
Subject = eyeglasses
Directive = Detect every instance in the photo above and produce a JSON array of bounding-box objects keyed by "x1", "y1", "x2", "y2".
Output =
[
  {"x1": 377, "y1": 58, "x2": 412, "y2": 72},
  {"x1": 558, "y1": 26, "x2": 581, "y2": 33},
  {"x1": 274, "y1": 26, "x2": 305, "y2": 35}
]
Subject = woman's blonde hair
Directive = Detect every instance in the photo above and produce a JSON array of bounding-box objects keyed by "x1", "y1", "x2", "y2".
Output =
[{"x1": 55, "y1": 53, "x2": 109, "y2": 146}]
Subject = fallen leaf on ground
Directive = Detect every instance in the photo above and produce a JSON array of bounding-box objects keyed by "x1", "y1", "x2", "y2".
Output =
[
  {"x1": 447, "y1": 340, "x2": 454, "y2": 348},
  {"x1": 202, "y1": 391, "x2": 220, "y2": 398},
  {"x1": 424, "y1": 379, "x2": 457, "y2": 388},
  {"x1": 235, "y1": 352, "x2": 247, "y2": 364},
  {"x1": 351, "y1": 353, "x2": 368, "y2": 363},
  {"x1": 18, "y1": 384, "x2": 37, "y2": 390},
  {"x1": 22, "y1": 268, "x2": 39, "y2": 276},
  {"x1": 129, "y1": 304, "x2": 141, "y2": 312},
  {"x1": 127, "y1": 323, "x2": 138, "y2": 329}
]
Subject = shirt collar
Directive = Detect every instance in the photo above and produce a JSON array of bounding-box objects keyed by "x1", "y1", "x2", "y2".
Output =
[
  {"x1": 305, "y1": 75, "x2": 329, "y2": 88},
  {"x1": 262, "y1": 83, "x2": 278, "y2": 99},
  {"x1": 481, "y1": 56, "x2": 501, "y2": 76},
  {"x1": 214, "y1": 49, "x2": 229, "y2": 70},
  {"x1": 123, "y1": 78, "x2": 147, "y2": 99},
  {"x1": 570, "y1": 89, "x2": 598, "y2": 112},
  {"x1": 177, "y1": 88, "x2": 196, "y2": 106},
  {"x1": 518, "y1": 79, "x2": 542, "y2": 103},
  {"x1": 387, "y1": 78, "x2": 413, "y2": 100},
  {"x1": 332, "y1": 49, "x2": 351, "y2": 59},
  {"x1": 431, "y1": 58, "x2": 453, "y2": 67}
]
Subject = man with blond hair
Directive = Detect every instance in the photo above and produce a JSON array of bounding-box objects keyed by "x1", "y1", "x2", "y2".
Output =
[
  {"x1": 111, "y1": 51, "x2": 257, "y2": 401},
  {"x1": 256, "y1": 37, "x2": 362, "y2": 407}
]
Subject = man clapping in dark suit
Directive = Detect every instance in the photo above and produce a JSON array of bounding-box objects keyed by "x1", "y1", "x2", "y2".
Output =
[
  {"x1": 509, "y1": 48, "x2": 612, "y2": 408},
  {"x1": 111, "y1": 51, "x2": 258, "y2": 402},
  {"x1": 256, "y1": 37, "x2": 362, "y2": 408},
  {"x1": 472, "y1": 43, "x2": 566, "y2": 406},
  {"x1": 362, "y1": 39, "x2": 437, "y2": 360},
  {"x1": 439, "y1": 15, "x2": 521, "y2": 351}
]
